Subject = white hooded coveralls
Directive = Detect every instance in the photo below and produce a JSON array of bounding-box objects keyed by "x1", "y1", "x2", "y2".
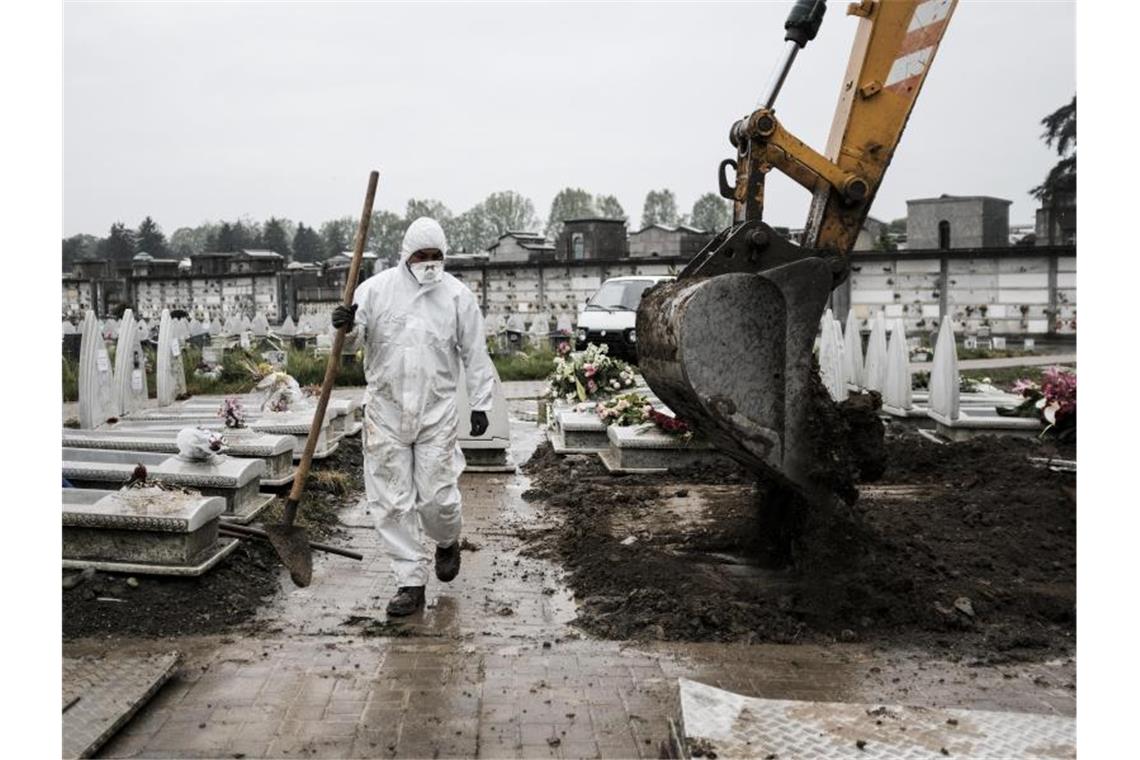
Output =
[{"x1": 349, "y1": 217, "x2": 496, "y2": 587}]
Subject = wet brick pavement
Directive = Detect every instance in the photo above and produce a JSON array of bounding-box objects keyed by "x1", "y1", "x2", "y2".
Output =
[{"x1": 67, "y1": 410, "x2": 1076, "y2": 759}]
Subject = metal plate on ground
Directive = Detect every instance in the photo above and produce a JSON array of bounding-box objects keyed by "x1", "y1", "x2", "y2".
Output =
[
  {"x1": 63, "y1": 651, "x2": 181, "y2": 759},
  {"x1": 678, "y1": 678, "x2": 1074, "y2": 759}
]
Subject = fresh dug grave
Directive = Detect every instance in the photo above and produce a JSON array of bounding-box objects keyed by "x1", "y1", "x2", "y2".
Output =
[
  {"x1": 520, "y1": 430, "x2": 1075, "y2": 659},
  {"x1": 63, "y1": 437, "x2": 364, "y2": 639}
]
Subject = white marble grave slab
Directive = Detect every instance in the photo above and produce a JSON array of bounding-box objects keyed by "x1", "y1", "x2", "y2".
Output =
[
  {"x1": 78, "y1": 311, "x2": 117, "y2": 429},
  {"x1": 842, "y1": 311, "x2": 865, "y2": 390},
  {"x1": 113, "y1": 309, "x2": 148, "y2": 416},
  {"x1": 155, "y1": 310, "x2": 187, "y2": 407},
  {"x1": 882, "y1": 318, "x2": 915, "y2": 415},
  {"x1": 863, "y1": 311, "x2": 888, "y2": 393}
]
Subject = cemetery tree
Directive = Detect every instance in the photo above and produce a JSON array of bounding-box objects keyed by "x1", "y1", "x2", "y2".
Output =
[
  {"x1": 291, "y1": 222, "x2": 324, "y2": 262},
  {"x1": 690, "y1": 192, "x2": 732, "y2": 233},
  {"x1": 62, "y1": 234, "x2": 100, "y2": 270},
  {"x1": 1031, "y1": 95, "x2": 1076, "y2": 205},
  {"x1": 135, "y1": 216, "x2": 168, "y2": 257},
  {"x1": 545, "y1": 187, "x2": 596, "y2": 241},
  {"x1": 367, "y1": 210, "x2": 407, "y2": 261},
  {"x1": 211, "y1": 222, "x2": 239, "y2": 252},
  {"x1": 97, "y1": 222, "x2": 137, "y2": 262},
  {"x1": 641, "y1": 189, "x2": 679, "y2": 227},
  {"x1": 405, "y1": 198, "x2": 454, "y2": 225},
  {"x1": 481, "y1": 191, "x2": 539, "y2": 241},
  {"x1": 888, "y1": 217, "x2": 907, "y2": 234},
  {"x1": 596, "y1": 194, "x2": 627, "y2": 221},
  {"x1": 448, "y1": 206, "x2": 495, "y2": 253},
  {"x1": 172, "y1": 223, "x2": 216, "y2": 257},
  {"x1": 262, "y1": 217, "x2": 292, "y2": 258},
  {"x1": 319, "y1": 217, "x2": 356, "y2": 258}
]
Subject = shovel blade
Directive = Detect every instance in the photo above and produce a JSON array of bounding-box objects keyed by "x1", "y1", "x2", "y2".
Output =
[{"x1": 264, "y1": 523, "x2": 314, "y2": 587}]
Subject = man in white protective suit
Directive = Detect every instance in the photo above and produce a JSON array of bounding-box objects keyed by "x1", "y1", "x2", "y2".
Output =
[{"x1": 332, "y1": 217, "x2": 495, "y2": 617}]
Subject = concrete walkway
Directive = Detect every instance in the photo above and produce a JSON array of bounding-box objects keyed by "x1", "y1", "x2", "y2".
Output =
[{"x1": 68, "y1": 421, "x2": 1075, "y2": 759}]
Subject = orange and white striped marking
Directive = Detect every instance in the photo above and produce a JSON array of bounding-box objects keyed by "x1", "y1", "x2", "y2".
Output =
[{"x1": 884, "y1": 0, "x2": 954, "y2": 95}]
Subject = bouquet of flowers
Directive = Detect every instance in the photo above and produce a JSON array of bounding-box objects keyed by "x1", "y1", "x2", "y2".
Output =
[
  {"x1": 646, "y1": 408, "x2": 693, "y2": 442},
  {"x1": 596, "y1": 393, "x2": 652, "y2": 426},
  {"x1": 997, "y1": 367, "x2": 1075, "y2": 439},
  {"x1": 256, "y1": 371, "x2": 311, "y2": 413},
  {"x1": 218, "y1": 397, "x2": 246, "y2": 429},
  {"x1": 593, "y1": 392, "x2": 694, "y2": 441},
  {"x1": 546, "y1": 343, "x2": 637, "y2": 402}
]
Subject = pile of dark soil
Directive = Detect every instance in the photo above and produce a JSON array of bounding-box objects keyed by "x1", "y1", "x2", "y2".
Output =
[
  {"x1": 63, "y1": 437, "x2": 364, "y2": 639},
  {"x1": 520, "y1": 430, "x2": 1075, "y2": 660}
]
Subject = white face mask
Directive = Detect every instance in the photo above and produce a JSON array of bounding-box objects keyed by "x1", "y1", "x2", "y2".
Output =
[{"x1": 409, "y1": 260, "x2": 443, "y2": 285}]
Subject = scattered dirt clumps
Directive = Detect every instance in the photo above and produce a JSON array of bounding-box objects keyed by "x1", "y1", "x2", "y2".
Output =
[{"x1": 520, "y1": 427, "x2": 1075, "y2": 660}]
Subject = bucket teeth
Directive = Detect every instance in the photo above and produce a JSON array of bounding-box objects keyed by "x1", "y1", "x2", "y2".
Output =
[{"x1": 637, "y1": 257, "x2": 834, "y2": 498}]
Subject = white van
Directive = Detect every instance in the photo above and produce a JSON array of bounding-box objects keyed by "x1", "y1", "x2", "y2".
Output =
[{"x1": 575, "y1": 275, "x2": 674, "y2": 361}]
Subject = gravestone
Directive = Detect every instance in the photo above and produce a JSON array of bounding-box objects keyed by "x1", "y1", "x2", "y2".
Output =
[
  {"x1": 251, "y1": 312, "x2": 269, "y2": 337},
  {"x1": 882, "y1": 318, "x2": 915, "y2": 415},
  {"x1": 549, "y1": 409, "x2": 610, "y2": 453},
  {"x1": 63, "y1": 427, "x2": 297, "y2": 487},
  {"x1": 277, "y1": 316, "x2": 296, "y2": 336},
  {"x1": 928, "y1": 320, "x2": 960, "y2": 421},
  {"x1": 863, "y1": 311, "x2": 888, "y2": 393},
  {"x1": 78, "y1": 311, "x2": 117, "y2": 429},
  {"x1": 599, "y1": 423, "x2": 731, "y2": 474},
  {"x1": 817, "y1": 310, "x2": 846, "y2": 402},
  {"x1": 188, "y1": 318, "x2": 206, "y2": 337},
  {"x1": 209, "y1": 318, "x2": 222, "y2": 336},
  {"x1": 113, "y1": 309, "x2": 148, "y2": 416},
  {"x1": 1024, "y1": 337, "x2": 1035, "y2": 351},
  {"x1": 62, "y1": 487, "x2": 236, "y2": 575},
  {"x1": 62, "y1": 447, "x2": 274, "y2": 523},
  {"x1": 223, "y1": 315, "x2": 241, "y2": 336},
  {"x1": 452, "y1": 366, "x2": 514, "y2": 470},
  {"x1": 63, "y1": 319, "x2": 77, "y2": 335},
  {"x1": 992, "y1": 336, "x2": 1007, "y2": 350},
  {"x1": 240, "y1": 315, "x2": 253, "y2": 333},
  {"x1": 842, "y1": 311, "x2": 865, "y2": 390},
  {"x1": 527, "y1": 313, "x2": 550, "y2": 349},
  {"x1": 156, "y1": 310, "x2": 187, "y2": 407},
  {"x1": 963, "y1": 335, "x2": 978, "y2": 350}
]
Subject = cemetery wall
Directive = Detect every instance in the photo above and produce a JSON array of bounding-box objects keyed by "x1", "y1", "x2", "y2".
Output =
[{"x1": 835, "y1": 245, "x2": 1076, "y2": 337}]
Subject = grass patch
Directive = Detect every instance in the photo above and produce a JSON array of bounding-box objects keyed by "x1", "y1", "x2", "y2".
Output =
[
  {"x1": 64, "y1": 342, "x2": 368, "y2": 403},
  {"x1": 308, "y1": 470, "x2": 352, "y2": 496},
  {"x1": 961, "y1": 363, "x2": 1075, "y2": 392},
  {"x1": 493, "y1": 349, "x2": 556, "y2": 381}
]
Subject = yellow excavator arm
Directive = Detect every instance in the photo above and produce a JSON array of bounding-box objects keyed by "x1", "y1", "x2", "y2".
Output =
[{"x1": 637, "y1": 0, "x2": 956, "y2": 503}]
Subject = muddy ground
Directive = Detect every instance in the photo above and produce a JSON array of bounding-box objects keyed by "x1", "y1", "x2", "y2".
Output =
[
  {"x1": 62, "y1": 437, "x2": 364, "y2": 639},
  {"x1": 520, "y1": 426, "x2": 1076, "y2": 662}
]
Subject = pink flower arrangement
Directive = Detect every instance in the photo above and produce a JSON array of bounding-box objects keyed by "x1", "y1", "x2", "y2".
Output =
[
  {"x1": 218, "y1": 397, "x2": 246, "y2": 429},
  {"x1": 999, "y1": 367, "x2": 1075, "y2": 440},
  {"x1": 583, "y1": 363, "x2": 597, "y2": 378}
]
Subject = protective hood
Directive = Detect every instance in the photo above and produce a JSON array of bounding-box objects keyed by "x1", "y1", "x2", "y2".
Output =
[{"x1": 399, "y1": 217, "x2": 449, "y2": 265}]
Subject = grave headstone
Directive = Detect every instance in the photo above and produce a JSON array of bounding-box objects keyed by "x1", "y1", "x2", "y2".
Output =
[
  {"x1": 240, "y1": 315, "x2": 253, "y2": 333},
  {"x1": 208, "y1": 318, "x2": 222, "y2": 336},
  {"x1": 928, "y1": 320, "x2": 960, "y2": 421},
  {"x1": 277, "y1": 316, "x2": 297, "y2": 337},
  {"x1": 188, "y1": 318, "x2": 206, "y2": 337},
  {"x1": 113, "y1": 309, "x2": 148, "y2": 416},
  {"x1": 156, "y1": 310, "x2": 188, "y2": 407},
  {"x1": 963, "y1": 335, "x2": 978, "y2": 350},
  {"x1": 818, "y1": 312, "x2": 846, "y2": 402},
  {"x1": 992, "y1": 336, "x2": 1006, "y2": 350},
  {"x1": 62, "y1": 320, "x2": 77, "y2": 335},
  {"x1": 78, "y1": 311, "x2": 117, "y2": 429},
  {"x1": 863, "y1": 311, "x2": 888, "y2": 393},
  {"x1": 883, "y1": 318, "x2": 913, "y2": 413},
  {"x1": 251, "y1": 312, "x2": 269, "y2": 337},
  {"x1": 1023, "y1": 337, "x2": 1035, "y2": 351},
  {"x1": 842, "y1": 310, "x2": 865, "y2": 389}
]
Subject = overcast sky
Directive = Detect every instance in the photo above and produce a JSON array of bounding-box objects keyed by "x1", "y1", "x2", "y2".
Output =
[{"x1": 63, "y1": 0, "x2": 1075, "y2": 238}]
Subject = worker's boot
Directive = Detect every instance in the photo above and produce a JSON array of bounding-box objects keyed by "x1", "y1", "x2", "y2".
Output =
[
  {"x1": 385, "y1": 586, "x2": 425, "y2": 617},
  {"x1": 435, "y1": 540, "x2": 461, "y2": 582}
]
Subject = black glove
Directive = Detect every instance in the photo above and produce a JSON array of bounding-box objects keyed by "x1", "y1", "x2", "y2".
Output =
[
  {"x1": 469, "y1": 410, "x2": 489, "y2": 437},
  {"x1": 331, "y1": 303, "x2": 357, "y2": 331}
]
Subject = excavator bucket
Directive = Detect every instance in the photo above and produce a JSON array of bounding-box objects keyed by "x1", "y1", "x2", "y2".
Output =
[{"x1": 636, "y1": 249, "x2": 836, "y2": 500}]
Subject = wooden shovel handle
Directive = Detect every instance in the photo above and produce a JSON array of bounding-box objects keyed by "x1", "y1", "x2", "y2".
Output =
[{"x1": 283, "y1": 170, "x2": 380, "y2": 525}]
